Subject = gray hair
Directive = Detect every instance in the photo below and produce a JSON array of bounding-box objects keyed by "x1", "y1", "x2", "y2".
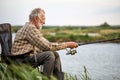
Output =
[{"x1": 29, "y1": 8, "x2": 45, "y2": 21}]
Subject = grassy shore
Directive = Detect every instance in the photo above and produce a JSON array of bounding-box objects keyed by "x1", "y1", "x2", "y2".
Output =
[
  {"x1": 12, "y1": 25, "x2": 120, "y2": 43},
  {"x1": 0, "y1": 62, "x2": 91, "y2": 80}
]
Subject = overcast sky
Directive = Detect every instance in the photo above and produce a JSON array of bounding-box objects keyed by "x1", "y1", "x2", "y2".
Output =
[{"x1": 0, "y1": 0, "x2": 120, "y2": 26}]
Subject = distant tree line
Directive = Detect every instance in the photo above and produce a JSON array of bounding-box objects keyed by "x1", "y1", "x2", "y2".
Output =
[
  {"x1": 100, "y1": 22, "x2": 110, "y2": 27},
  {"x1": 11, "y1": 22, "x2": 120, "y2": 33}
]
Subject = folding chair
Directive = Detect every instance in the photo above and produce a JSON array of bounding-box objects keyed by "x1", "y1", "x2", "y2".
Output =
[{"x1": 0, "y1": 23, "x2": 12, "y2": 63}]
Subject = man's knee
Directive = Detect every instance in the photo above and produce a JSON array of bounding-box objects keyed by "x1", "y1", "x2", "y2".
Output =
[{"x1": 45, "y1": 51, "x2": 55, "y2": 60}]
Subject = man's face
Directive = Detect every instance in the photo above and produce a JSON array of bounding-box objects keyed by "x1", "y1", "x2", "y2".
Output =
[{"x1": 39, "y1": 12, "x2": 45, "y2": 25}]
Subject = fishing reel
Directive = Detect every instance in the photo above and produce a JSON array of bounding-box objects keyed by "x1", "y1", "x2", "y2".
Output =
[{"x1": 66, "y1": 48, "x2": 77, "y2": 55}]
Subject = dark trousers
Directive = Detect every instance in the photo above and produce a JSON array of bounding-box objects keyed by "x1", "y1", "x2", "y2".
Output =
[{"x1": 15, "y1": 51, "x2": 64, "y2": 80}]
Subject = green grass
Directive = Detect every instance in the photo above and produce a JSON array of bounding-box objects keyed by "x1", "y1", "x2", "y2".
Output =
[
  {"x1": 42, "y1": 26, "x2": 120, "y2": 42},
  {"x1": 0, "y1": 62, "x2": 91, "y2": 80},
  {"x1": 0, "y1": 63, "x2": 48, "y2": 80}
]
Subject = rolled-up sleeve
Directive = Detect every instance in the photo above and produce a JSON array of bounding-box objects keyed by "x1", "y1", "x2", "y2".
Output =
[{"x1": 26, "y1": 25, "x2": 67, "y2": 51}]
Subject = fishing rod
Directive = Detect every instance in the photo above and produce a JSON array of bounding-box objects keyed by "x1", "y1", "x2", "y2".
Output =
[{"x1": 66, "y1": 38, "x2": 120, "y2": 55}]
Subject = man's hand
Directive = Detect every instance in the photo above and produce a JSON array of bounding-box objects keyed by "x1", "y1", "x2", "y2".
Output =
[{"x1": 66, "y1": 42, "x2": 78, "y2": 48}]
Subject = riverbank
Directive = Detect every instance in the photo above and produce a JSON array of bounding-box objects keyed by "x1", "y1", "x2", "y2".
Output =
[{"x1": 12, "y1": 25, "x2": 120, "y2": 43}]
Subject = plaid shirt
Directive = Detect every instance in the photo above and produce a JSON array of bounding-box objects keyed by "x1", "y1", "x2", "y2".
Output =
[{"x1": 11, "y1": 22, "x2": 67, "y2": 55}]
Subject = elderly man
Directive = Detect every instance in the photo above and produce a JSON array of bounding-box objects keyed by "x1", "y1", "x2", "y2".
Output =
[{"x1": 11, "y1": 8, "x2": 78, "y2": 80}]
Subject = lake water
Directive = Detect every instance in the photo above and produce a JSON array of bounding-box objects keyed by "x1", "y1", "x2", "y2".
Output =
[
  {"x1": 58, "y1": 43, "x2": 120, "y2": 80},
  {"x1": 0, "y1": 33, "x2": 120, "y2": 80}
]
